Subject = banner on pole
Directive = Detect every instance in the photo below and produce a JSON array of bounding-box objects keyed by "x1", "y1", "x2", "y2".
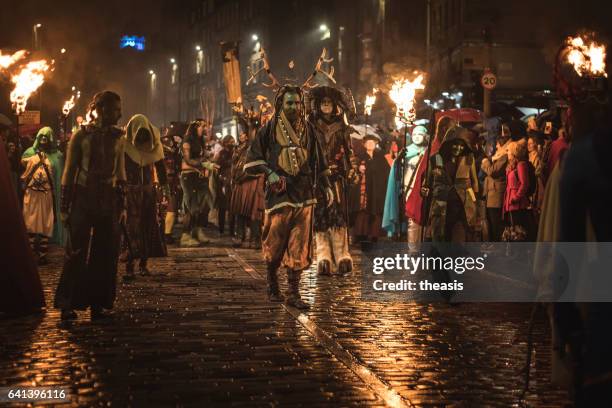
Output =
[{"x1": 220, "y1": 41, "x2": 242, "y2": 104}]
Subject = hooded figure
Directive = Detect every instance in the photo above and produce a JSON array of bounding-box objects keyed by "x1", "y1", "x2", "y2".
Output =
[
  {"x1": 22, "y1": 126, "x2": 65, "y2": 246},
  {"x1": 0, "y1": 135, "x2": 45, "y2": 313},
  {"x1": 20, "y1": 127, "x2": 60, "y2": 264},
  {"x1": 426, "y1": 125, "x2": 480, "y2": 243},
  {"x1": 308, "y1": 85, "x2": 358, "y2": 276},
  {"x1": 122, "y1": 114, "x2": 168, "y2": 280}
]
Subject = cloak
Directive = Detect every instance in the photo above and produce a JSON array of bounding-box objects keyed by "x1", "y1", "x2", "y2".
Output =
[
  {"x1": 0, "y1": 140, "x2": 45, "y2": 313},
  {"x1": 22, "y1": 126, "x2": 65, "y2": 245}
]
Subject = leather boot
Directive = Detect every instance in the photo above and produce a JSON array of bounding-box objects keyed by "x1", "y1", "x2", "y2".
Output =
[
  {"x1": 317, "y1": 260, "x2": 331, "y2": 276},
  {"x1": 266, "y1": 264, "x2": 284, "y2": 302},
  {"x1": 285, "y1": 269, "x2": 310, "y2": 310},
  {"x1": 337, "y1": 259, "x2": 352, "y2": 276}
]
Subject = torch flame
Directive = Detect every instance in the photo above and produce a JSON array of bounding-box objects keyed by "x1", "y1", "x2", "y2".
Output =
[
  {"x1": 566, "y1": 35, "x2": 607, "y2": 77},
  {"x1": 10, "y1": 59, "x2": 51, "y2": 114},
  {"x1": 389, "y1": 73, "x2": 426, "y2": 129},
  {"x1": 62, "y1": 95, "x2": 76, "y2": 116},
  {"x1": 0, "y1": 50, "x2": 27, "y2": 70},
  {"x1": 364, "y1": 88, "x2": 378, "y2": 116}
]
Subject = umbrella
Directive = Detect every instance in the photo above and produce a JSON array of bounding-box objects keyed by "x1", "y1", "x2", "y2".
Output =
[
  {"x1": 350, "y1": 124, "x2": 381, "y2": 140},
  {"x1": 435, "y1": 108, "x2": 483, "y2": 124}
]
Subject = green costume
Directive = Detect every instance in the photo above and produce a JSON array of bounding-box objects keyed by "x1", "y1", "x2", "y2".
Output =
[{"x1": 22, "y1": 127, "x2": 65, "y2": 245}]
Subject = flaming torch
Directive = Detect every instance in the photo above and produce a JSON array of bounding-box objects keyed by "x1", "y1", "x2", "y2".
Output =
[
  {"x1": 10, "y1": 59, "x2": 51, "y2": 115},
  {"x1": 0, "y1": 50, "x2": 27, "y2": 71},
  {"x1": 62, "y1": 95, "x2": 77, "y2": 142},
  {"x1": 9, "y1": 58, "x2": 51, "y2": 142},
  {"x1": 364, "y1": 88, "x2": 378, "y2": 136},
  {"x1": 389, "y1": 73, "x2": 425, "y2": 130},
  {"x1": 565, "y1": 34, "x2": 607, "y2": 78},
  {"x1": 556, "y1": 33, "x2": 608, "y2": 103}
]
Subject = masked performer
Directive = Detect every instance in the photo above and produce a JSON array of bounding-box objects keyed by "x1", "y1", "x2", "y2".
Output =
[
  {"x1": 308, "y1": 86, "x2": 357, "y2": 276},
  {"x1": 122, "y1": 114, "x2": 168, "y2": 281},
  {"x1": 54, "y1": 91, "x2": 127, "y2": 321},
  {"x1": 22, "y1": 127, "x2": 65, "y2": 246},
  {"x1": 245, "y1": 86, "x2": 333, "y2": 309},
  {"x1": 179, "y1": 121, "x2": 218, "y2": 247},
  {"x1": 426, "y1": 126, "x2": 480, "y2": 243},
  {"x1": 161, "y1": 128, "x2": 182, "y2": 244},
  {"x1": 383, "y1": 125, "x2": 429, "y2": 241},
  {"x1": 20, "y1": 129, "x2": 56, "y2": 265}
]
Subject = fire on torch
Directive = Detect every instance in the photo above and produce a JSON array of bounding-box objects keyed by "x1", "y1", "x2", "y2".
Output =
[
  {"x1": 388, "y1": 72, "x2": 425, "y2": 130},
  {"x1": 10, "y1": 59, "x2": 51, "y2": 115},
  {"x1": 0, "y1": 50, "x2": 27, "y2": 70},
  {"x1": 565, "y1": 34, "x2": 607, "y2": 78}
]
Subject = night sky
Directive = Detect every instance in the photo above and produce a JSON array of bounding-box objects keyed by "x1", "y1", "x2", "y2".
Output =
[{"x1": 0, "y1": 0, "x2": 182, "y2": 129}]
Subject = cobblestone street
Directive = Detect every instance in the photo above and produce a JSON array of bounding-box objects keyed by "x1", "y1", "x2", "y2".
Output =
[{"x1": 0, "y1": 232, "x2": 571, "y2": 407}]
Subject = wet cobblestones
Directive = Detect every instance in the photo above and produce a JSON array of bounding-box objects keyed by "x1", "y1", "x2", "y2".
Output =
[{"x1": 0, "y1": 234, "x2": 571, "y2": 407}]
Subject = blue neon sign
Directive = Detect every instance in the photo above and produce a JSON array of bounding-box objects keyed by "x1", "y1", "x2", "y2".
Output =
[{"x1": 120, "y1": 35, "x2": 146, "y2": 51}]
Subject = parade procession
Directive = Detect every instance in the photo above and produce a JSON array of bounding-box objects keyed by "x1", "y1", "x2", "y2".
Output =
[{"x1": 1, "y1": 1, "x2": 612, "y2": 406}]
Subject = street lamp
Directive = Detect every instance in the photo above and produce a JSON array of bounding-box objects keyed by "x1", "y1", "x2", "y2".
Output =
[
  {"x1": 319, "y1": 24, "x2": 331, "y2": 40},
  {"x1": 170, "y1": 57, "x2": 176, "y2": 64},
  {"x1": 252, "y1": 34, "x2": 258, "y2": 41},
  {"x1": 33, "y1": 23, "x2": 42, "y2": 50},
  {"x1": 60, "y1": 48, "x2": 66, "y2": 54},
  {"x1": 195, "y1": 45, "x2": 201, "y2": 51}
]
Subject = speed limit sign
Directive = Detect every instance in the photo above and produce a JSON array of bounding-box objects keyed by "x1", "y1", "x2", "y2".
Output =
[{"x1": 481, "y1": 71, "x2": 497, "y2": 90}]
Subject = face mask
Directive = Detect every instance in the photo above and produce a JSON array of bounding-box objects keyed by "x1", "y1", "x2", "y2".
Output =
[
  {"x1": 412, "y1": 133, "x2": 424, "y2": 145},
  {"x1": 451, "y1": 142, "x2": 464, "y2": 157}
]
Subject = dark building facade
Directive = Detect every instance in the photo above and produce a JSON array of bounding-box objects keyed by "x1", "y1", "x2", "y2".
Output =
[
  {"x1": 425, "y1": 0, "x2": 578, "y2": 108},
  {"x1": 170, "y1": 0, "x2": 426, "y2": 133}
]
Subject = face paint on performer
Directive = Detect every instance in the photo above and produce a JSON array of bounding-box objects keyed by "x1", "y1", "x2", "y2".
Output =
[
  {"x1": 320, "y1": 97, "x2": 334, "y2": 116},
  {"x1": 282, "y1": 91, "x2": 302, "y2": 124},
  {"x1": 451, "y1": 141, "x2": 465, "y2": 157}
]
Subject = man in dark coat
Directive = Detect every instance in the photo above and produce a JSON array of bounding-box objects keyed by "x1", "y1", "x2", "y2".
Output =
[{"x1": 350, "y1": 134, "x2": 390, "y2": 246}]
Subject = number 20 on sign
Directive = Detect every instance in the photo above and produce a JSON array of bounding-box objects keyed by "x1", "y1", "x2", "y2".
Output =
[{"x1": 481, "y1": 71, "x2": 497, "y2": 90}]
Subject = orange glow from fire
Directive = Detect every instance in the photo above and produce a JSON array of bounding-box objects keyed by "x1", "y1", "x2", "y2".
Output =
[
  {"x1": 389, "y1": 73, "x2": 425, "y2": 128},
  {"x1": 10, "y1": 59, "x2": 51, "y2": 114},
  {"x1": 364, "y1": 88, "x2": 378, "y2": 116},
  {"x1": 0, "y1": 50, "x2": 27, "y2": 70},
  {"x1": 566, "y1": 35, "x2": 607, "y2": 77},
  {"x1": 62, "y1": 95, "x2": 76, "y2": 116}
]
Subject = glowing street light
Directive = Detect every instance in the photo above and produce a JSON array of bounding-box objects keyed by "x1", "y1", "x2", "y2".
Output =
[
  {"x1": 35, "y1": 23, "x2": 42, "y2": 28},
  {"x1": 149, "y1": 69, "x2": 155, "y2": 75},
  {"x1": 252, "y1": 34, "x2": 258, "y2": 41},
  {"x1": 195, "y1": 45, "x2": 201, "y2": 51},
  {"x1": 60, "y1": 48, "x2": 66, "y2": 54},
  {"x1": 319, "y1": 24, "x2": 328, "y2": 32},
  {"x1": 169, "y1": 58, "x2": 176, "y2": 64}
]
